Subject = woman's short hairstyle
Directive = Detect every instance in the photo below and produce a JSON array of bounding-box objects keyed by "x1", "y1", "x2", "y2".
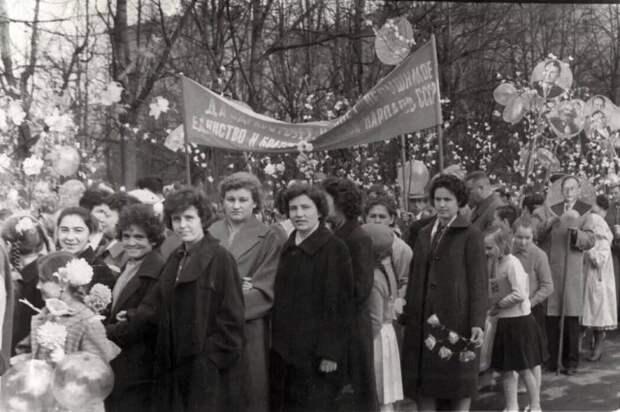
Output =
[
  {"x1": 364, "y1": 195, "x2": 397, "y2": 218},
  {"x1": 57, "y1": 207, "x2": 96, "y2": 234},
  {"x1": 103, "y1": 192, "x2": 140, "y2": 213},
  {"x1": 284, "y1": 183, "x2": 329, "y2": 220},
  {"x1": 218, "y1": 172, "x2": 263, "y2": 212},
  {"x1": 321, "y1": 177, "x2": 363, "y2": 219},
  {"x1": 163, "y1": 187, "x2": 214, "y2": 230},
  {"x1": 119, "y1": 204, "x2": 165, "y2": 247},
  {"x1": 485, "y1": 225, "x2": 512, "y2": 256},
  {"x1": 596, "y1": 194, "x2": 610, "y2": 211},
  {"x1": 429, "y1": 174, "x2": 468, "y2": 208},
  {"x1": 495, "y1": 205, "x2": 519, "y2": 227},
  {"x1": 78, "y1": 188, "x2": 109, "y2": 211}
]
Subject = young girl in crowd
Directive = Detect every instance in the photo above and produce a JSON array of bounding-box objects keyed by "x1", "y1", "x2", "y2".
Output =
[
  {"x1": 363, "y1": 223, "x2": 404, "y2": 412},
  {"x1": 485, "y1": 226, "x2": 545, "y2": 412},
  {"x1": 13, "y1": 251, "x2": 120, "y2": 411}
]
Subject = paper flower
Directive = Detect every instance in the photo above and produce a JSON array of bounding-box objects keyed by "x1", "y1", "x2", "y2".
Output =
[
  {"x1": 297, "y1": 140, "x2": 314, "y2": 153},
  {"x1": 424, "y1": 335, "x2": 437, "y2": 351},
  {"x1": 22, "y1": 155, "x2": 44, "y2": 176},
  {"x1": 8, "y1": 99, "x2": 26, "y2": 125},
  {"x1": 275, "y1": 162, "x2": 285, "y2": 173},
  {"x1": 55, "y1": 258, "x2": 93, "y2": 287},
  {"x1": 84, "y1": 284, "x2": 112, "y2": 314},
  {"x1": 438, "y1": 346, "x2": 453, "y2": 360},
  {"x1": 36, "y1": 321, "x2": 67, "y2": 351},
  {"x1": 264, "y1": 163, "x2": 276, "y2": 176},
  {"x1": 459, "y1": 351, "x2": 476, "y2": 363},
  {"x1": 448, "y1": 331, "x2": 460, "y2": 345},
  {"x1": 0, "y1": 153, "x2": 10, "y2": 171},
  {"x1": 15, "y1": 217, "x2": 36, "y2": 234},
  {"x1": 99, "y1": 81, "x2": 123, "y2": 105},
  {"x1": 427, "y1": 314, "x2": 440, "y2": 327},
  {"x1": 149, "y1": 96, "x2": 170, "y2": 119},
  {"x1": 44, "y1": 109, "x2": 76, "y2": 133}
]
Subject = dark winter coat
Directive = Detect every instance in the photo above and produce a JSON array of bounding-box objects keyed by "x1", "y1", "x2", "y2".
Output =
[
  {"x1": 138, "y1": 234, "x2": 245, "y2": 412},
  {"x1": 401, "y1": 214, "x2": 488, "y2": 399},
  {"x1": 105, "y1": 250, "x2": 166, "y2": 412},
  {"x1": 333, "y1": 220, "x2": 378, "y2": 412},
  {"x1": 271, "y1": 224, "x2": 354, "y2": 410},
  {"x1": 11, "y1": 260, "x2": 43, "y2": 355}
]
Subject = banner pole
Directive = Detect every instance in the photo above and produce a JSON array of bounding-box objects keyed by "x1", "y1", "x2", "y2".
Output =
[
  {"x1": 179, "y1": 75, "x2": 192, "y2": 186},
  {"x1": 430, "y1": 34, "x2": 444, "y2": 173},
  {"x1": 400, "y1": 135, "x2": 409, "y2": 212},
  {"x1": 437, "y1": 125, "x2": 445, "y2": 172}
]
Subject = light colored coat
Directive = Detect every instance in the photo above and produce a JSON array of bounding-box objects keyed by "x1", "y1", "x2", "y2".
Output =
[
  {"x1": 536, "y1": 200, "x2": 595, "y2": 317},
  {"x1": 209, "y1": 217, "x2": 283, "y2": 412}
]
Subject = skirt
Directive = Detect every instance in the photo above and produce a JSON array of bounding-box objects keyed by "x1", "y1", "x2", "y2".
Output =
[
  {"x1": 491, "y1": 314, "x2": 545, "y2": 372},
  {"x1": 373, "y1": 323, "x2": 403, "y2": 405}
]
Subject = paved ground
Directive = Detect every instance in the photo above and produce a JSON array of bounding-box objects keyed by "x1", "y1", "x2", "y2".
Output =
[{"x1": 399, "y1": 330, "x2": 620, "y2": 411}]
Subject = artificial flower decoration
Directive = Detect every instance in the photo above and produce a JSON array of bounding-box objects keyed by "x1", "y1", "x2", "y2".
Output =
[
  {"x1": 8, "y1": 99, "x2": 26, "y2": 125},
  {"x1": 0, "y1": 153, "x2": 11, "y2": 171},
  {"x1": 425, "y1": 313, "x2": 477, "y2": 363},
  {"x1": 296, "y1": 140, "x2": 314, "y2": 153},
  {"x1": 438, "y1": 346, "x2": 453, "y2": 360},
  {"x1": 15, "y1": 217, "x2": 36, "y2": 235},
  {"x1": 36, "y1": 321, "x2": 68, "y2": 352},
  {"x1": 424, "y1": 335, "x2": 437, "y2": 351},
  {"x1": 263, "y1": 163, "x2": 276, "y2": 176},
  {"x1": 149, "y1": 96, "x2": 170, "y2": 119},
  {"x1": 99, "y1": 81, "x2": 123, "y2": 106},
  {"x1": 54, "y1": 258, "x2": 94, "y2": 287},
  {"x1": 22, "y1": 155, "x2": 44, "y2": 176},
  {"x1": 84, "y1": 284, "x2": 112, "y2": 314}
]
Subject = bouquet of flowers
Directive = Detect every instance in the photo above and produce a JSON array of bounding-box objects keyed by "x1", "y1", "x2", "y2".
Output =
[
  {"x1": 84, "y1": 284, "x2": 112, "y2": 314},
  {"x1": 424, "y1": 314, "x2": 477, "y2": 363}
]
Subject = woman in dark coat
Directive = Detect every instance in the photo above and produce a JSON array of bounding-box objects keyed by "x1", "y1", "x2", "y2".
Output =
[
  {"x1": 209, "y1": 172, "x2": 283, "y2": 412},
  {"x1": 105, "y1": 204, "x2": 166, "y2": 412},
  {"x1": 270, "y1": 183, "x2": 354, "y2": 412},
  {"x1": 135, "y1": 188, "x2": 245, "y2": 412},
  {"x1": 401, "y1": 174, "x2": 488, "y2": 411},
  {"x1": 322, "y1": 177, "x2": 377, "y2": 412}
]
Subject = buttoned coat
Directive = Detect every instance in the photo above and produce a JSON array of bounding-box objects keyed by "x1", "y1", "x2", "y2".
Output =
[
  {"x1": 271, "y1": 224, "x2": 354, "y2": 409},
  {"x1": 137, "y1": 234, "x2": 245, "y2": 412},
  {"x1": 401, "y1": 214, "x2": 488, "y2": 399},
  {"x1": 105, "y1": 250, "x2": 166, "y2": 412},
  {"x1": 333, "y1": 220, "x2": 378, "y2": 412},
  {"x1": 536, "y1": 200, "x2": 595, "y2": 317},
  {"x1": 208, "y1": 217, "x2": 282, "y2": 412}
]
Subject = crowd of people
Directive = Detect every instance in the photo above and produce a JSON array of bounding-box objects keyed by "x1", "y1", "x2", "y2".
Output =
[{"x1": 0, "y1": 169, "x2": 617, "y2": 412}]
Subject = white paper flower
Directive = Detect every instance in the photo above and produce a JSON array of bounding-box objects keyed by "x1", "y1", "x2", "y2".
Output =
[
  {"x1": 8, "y1": 99, "x2": 26, "y2": 125},
  {"x1": 60, "y1": 258, "x2": 94, "y2": 286},
  {"x1": 438, "y1": 346, "x2": 453, "y2": 360},
  {"x1": 44, "y1": 108, "x2": 76, "y2": 133},
  {"x1": 448, "y1": 331, "x2": 460, "y2": 345},
  {"x1": 427, "y1": 314, "x2": 441, "y2": 327},
  {"x1": 15, "y1": 217, "x2": 36, "y2": 234},
  {"x1": 149, "y1": 96, "x2": 170, "y2": 119},
  {"x1": 0, "y1": 110, "x2": 7, "y2": 131},
  {"x1": 264, "y1": 163, "x2": 276, "y2": 176},
  {"x1": 0, "y1": 153, "x2": 11, "y2": 171},
  {"x1": 275, "y1": 163, "x2": 285, "y2": 173},
  {"x1": 22, "y1": 155, "x2": 44, "y2": 176},
  {"x1": 84, "y1": 283, "x2": 112, "y2": 313},
  {"x1": 424, "y1": 335, "x2": 437, "y2": 351},
  {"x1": 36, "y1": 321, "x2": 67, "y2": 351},
  {"x1": 99, "y1": 81, "x2": 123, "y2": 105},
  {"x1": 296, "y1": 140, "x2": 314, "y2": 153},
  {"x1": 459, "y1": 350, "x2": 476, "y2": 363}
]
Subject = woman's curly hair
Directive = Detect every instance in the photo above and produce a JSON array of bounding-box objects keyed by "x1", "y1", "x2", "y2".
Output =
[
  {"x1": 218, "y1": 171, "x2": 263, "y2": 212},
  {"x1": 321, "y1": 177, "x2": 364, "y2": 220},
  {"x1": 119, "y1": 204, "x2": 165, "y2": 247},
  {"x1": 163, "y1": 187, "x2": 214, "y2": 231},
  {"x1": 429, "y1": 174, "x2": 469, "y2": 208}
]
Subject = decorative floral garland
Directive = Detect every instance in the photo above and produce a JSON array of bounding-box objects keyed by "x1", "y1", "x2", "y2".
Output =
[{"x1": 424, "y1": 314, "x2": 477, "y2": 363}]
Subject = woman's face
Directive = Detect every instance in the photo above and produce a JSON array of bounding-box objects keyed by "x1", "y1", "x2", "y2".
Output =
[
  {"x1": 121, "y1": 224, "x2": 154, "y2": 260},
  {"x1": 289, "y1": 194, "x2": 320, "y2": 235},
  {"x1": 366, "y1": 205, "x2": 393, "y2": 226},
  {"x1": 92, "y1": 204, "x2": 119, "y2": 237},
  {"x1": 433, "y1": 187, "x2": 459, "y2": 221},
  {"x1": 57, "y1": 214, "x2": 91, "y2": 255},
  {"x1": 37, "y1": 280, "x2": 62, "y2": 299},
  {"x1": 171, "y1": 206, "x2": 204, "y2": 246},
  {"x1": 223, "y1": 188, "x2": 256, "y2": 224},
  {"x1": 484, "y1": 236, "x2": 500, "y2": 259}
]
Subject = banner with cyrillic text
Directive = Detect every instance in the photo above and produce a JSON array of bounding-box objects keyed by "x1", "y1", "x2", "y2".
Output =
[{"x1": 181, "y1": 35, "x2": 442, "y2": 152}]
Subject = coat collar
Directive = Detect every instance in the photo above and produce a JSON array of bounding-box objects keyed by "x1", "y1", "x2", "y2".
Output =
[
  {"x1": 283, "y1": 224, "x2": 332, "y2": 256},
  {"x1": 172, "y1": 233, "x2": 220, "y2": 284},
  {"x1": 551, "y1": 199, "x2": 591, "y2": 216},
  {"x1": 78, "y1": 246, "x2": 97, "y2": 264},
  {"x1": 208, "y1": 216, "x2": 269, "y2": 258},
  {"x1": 111, "y1": 250, "x2": 165, "y2": 316}
]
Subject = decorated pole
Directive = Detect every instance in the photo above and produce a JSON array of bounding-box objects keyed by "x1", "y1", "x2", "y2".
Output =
[
  {"x1": 430, "y1": 34, "x2": 444, "y2": 172},
  {"x1": 179, "y1": 74, "x2": 192, "y2": 185},
  {"x1": 400, "y1": 135, "x2": 408, "y2": 212}
]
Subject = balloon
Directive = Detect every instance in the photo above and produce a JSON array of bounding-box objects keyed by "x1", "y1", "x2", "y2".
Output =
[
  {"x1": 397, "y1": 159, "x2": 429, "y2": 197},
  {"x1": 51, "y1": 352, "x2": 114, "y2": 410},
  {"x1": 545, "y1": 176, "x2": 596, "y2": 206},
  {"x1": 442, "y1": 164, "x2": 466, "y2": 180},
  {"x1": 50, "y1": 145, "x2": 80, "y2": 177},
  {"x1": 493, "y1": 83, "x2": 517, "y2": 106},
  {"x1": 546, "y1": 100, "x2": 586, "y2": 138},
  {"x1": 535, "y1": 147, "x2": 559, "y2": 169},
  {"x1": 375, "y1": 17, "x2": 414, "y2": 65},
  {"x1": 502, "y1": 95, "x2": 526, "y2": 124},
  {"x1": 0, "y1": 359, "x2": 55, "y2": 412}
]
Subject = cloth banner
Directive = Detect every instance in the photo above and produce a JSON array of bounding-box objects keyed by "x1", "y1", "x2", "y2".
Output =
[{"x1": 181, "y1": 35, "x2": 442, "y2": 152}]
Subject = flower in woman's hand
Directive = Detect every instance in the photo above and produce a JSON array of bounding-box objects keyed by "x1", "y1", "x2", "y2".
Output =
[
  {"x1": 84, "y1": 283, "x2": 112, "y2": 313},
  {"x1": 427, "y1": 314, "x2": 440, "y2": 327},
  {"x1": 438, "y1": 346, "x2": 453, "y2": 360},
  {"x1": 424, "y1": 335, "x2": 437, "y2": 351},
  {"x1": 448, "y1": 331, "x2": 459, "y2": 345},
  {"x1": 459, "y1": 351, "x2": 476, "y2": 363}
]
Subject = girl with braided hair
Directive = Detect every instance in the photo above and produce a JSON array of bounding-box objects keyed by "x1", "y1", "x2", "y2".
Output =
[{"x1": 1, "y1": 214, "x2": 52, "y2": 354}]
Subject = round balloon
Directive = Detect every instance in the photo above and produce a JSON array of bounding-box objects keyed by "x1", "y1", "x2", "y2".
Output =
[
  {"x1": 375, "y1": 16, "x2": 414, "y2": 65},
  {"x1": 493, "y1": 83, "x2": 517, "y2": 106},
  {"x1": 546, "y1": 100, "x2": 586, "y2": 138},
  {"x1": 530, "y1": 58, "x2": 572, "y2": 99},
  {"x1": 502, "y1": 95, "x2": 526, "y2": 124},
  {"x1": 397, "y1": 159, "x2": 429, "y2": 197},
  {"x1": 0, "y1": 359, "x2": 55, "y2": 412},
  {"x1": 545, "y1": 175, "x2": 596, "y2": 206},
  {"x1": 50, "y1": 146, "x2": 80, "y2": 177},
  {"x1": 51, "y1": 352, "x2": 114, "y2": 410}
]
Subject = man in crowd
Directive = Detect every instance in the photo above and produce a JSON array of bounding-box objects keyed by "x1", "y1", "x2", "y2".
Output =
[
  {"x1": 605, "y1": 181, "x2": 620, "y2": 321},
  {"x1": 465, "y1": 171, "x2": 505, "y2": 233},
  {"x1": 536, "y1": 175, "x2": 595, "y2": 375}
]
